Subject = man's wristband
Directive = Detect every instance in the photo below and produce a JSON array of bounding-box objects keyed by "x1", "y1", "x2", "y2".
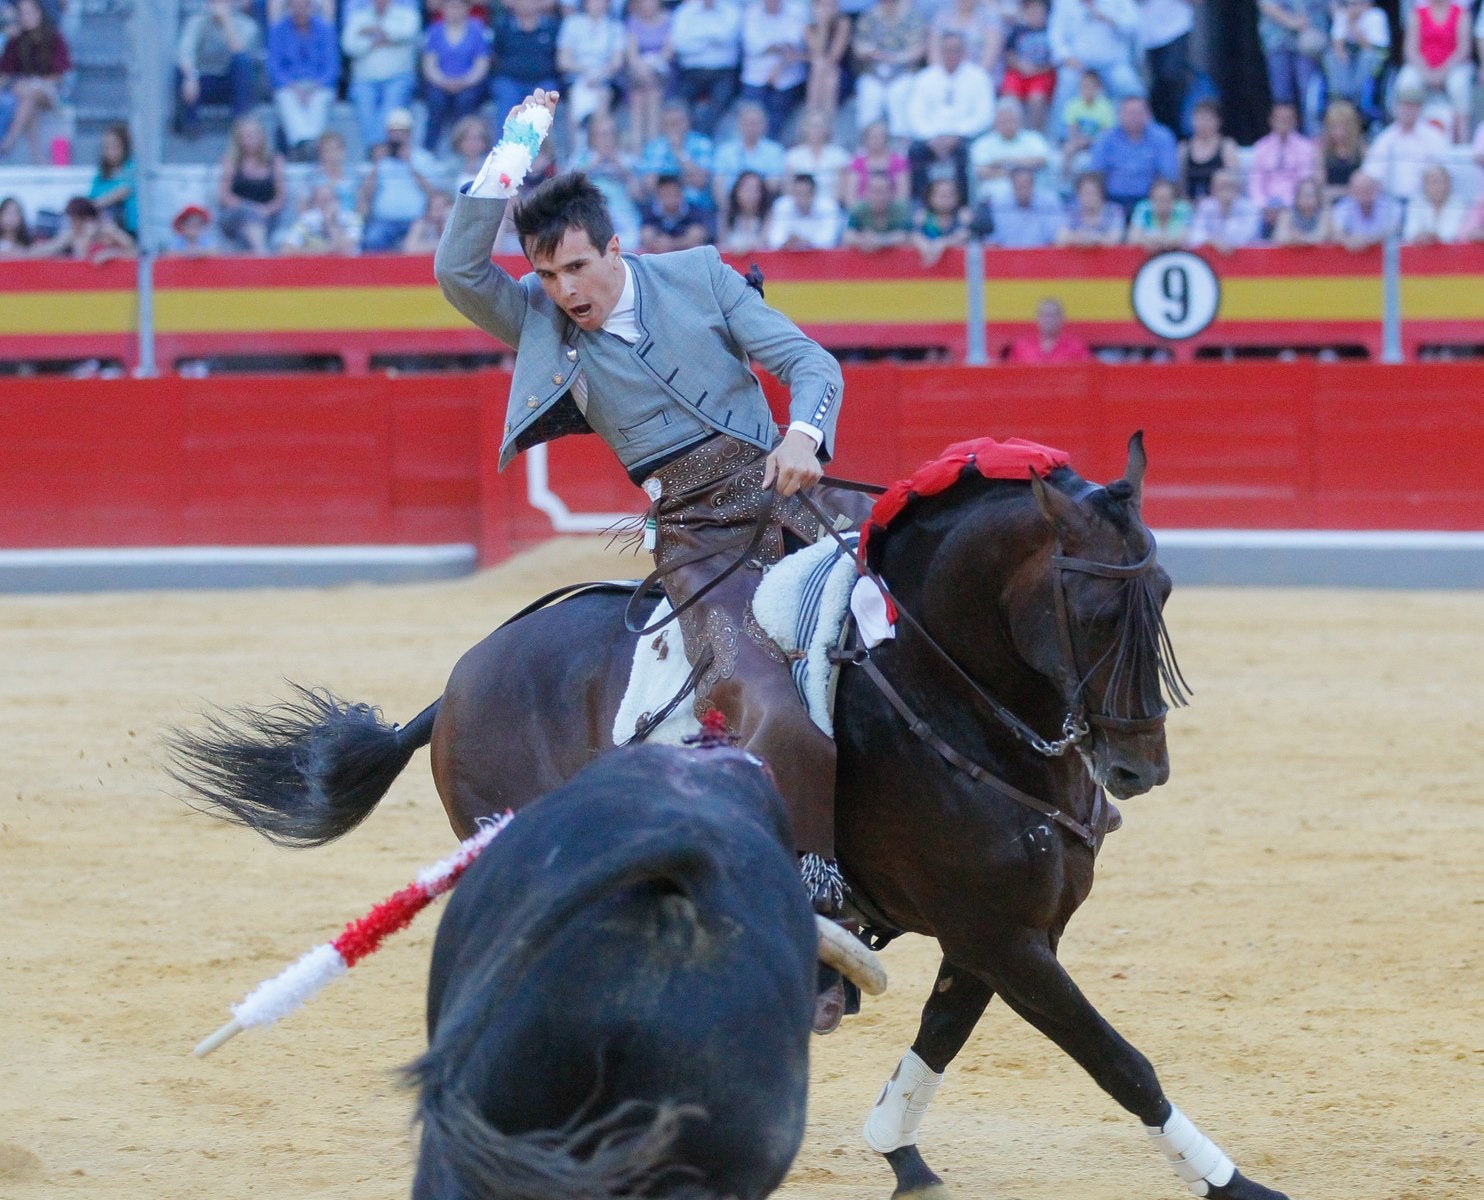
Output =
[{"x1": 469, "y1": 103, "x2": 554, "y2": 199}]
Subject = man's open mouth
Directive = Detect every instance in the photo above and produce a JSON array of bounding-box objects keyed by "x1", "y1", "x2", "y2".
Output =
[{"x1": 569, "y1": 303, "x2": 593, "y2": 321}]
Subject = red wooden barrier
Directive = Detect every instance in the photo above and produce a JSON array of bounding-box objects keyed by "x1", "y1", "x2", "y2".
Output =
[{"x1": 3, "y1": 363, "x2": 1482, "y2": 564}]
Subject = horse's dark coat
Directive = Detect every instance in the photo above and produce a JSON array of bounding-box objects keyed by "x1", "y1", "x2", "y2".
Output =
[{"x1": 409, "y1": 744, "x2": 817, "y2": 1200}]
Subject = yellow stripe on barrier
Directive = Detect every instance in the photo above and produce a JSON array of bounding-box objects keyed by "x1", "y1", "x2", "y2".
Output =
[
  {"x1": 3, "y1": 273, "x2": 1480, "y2": 339},
  {"x1": 1220, "y1": 275, "x2": 1383, "y2": 321},
  {"x1": 765, "y1": 279, "x2": 966, "y2": 324},
  {"x1": 153, "y1": 286, "x2": 465, "y2": 333},
  {"x1": 1400, "y1": 275, "x2": 1484, "y2": 319},
  {"x1": 3, "y1": 290, "x2": 138, "y2": 335}
]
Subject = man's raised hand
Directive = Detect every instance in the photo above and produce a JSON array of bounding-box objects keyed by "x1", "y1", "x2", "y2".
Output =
[{"x1": 509, "y1": 88, "x2": 560, "y2": 125}]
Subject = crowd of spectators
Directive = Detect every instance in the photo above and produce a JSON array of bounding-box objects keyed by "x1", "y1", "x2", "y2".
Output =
[{"x1": 4, "y1": 0, "x2": 1484, "y2": 261}]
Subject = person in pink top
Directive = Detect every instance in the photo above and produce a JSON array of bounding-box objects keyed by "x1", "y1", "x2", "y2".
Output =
[
  {"x1": 1247, "y1": 102, "x2": 1318, "y2": 237},
  {"x1": 1459, "y1": 189, "x2": 1484, "y2": 241},
  {"x1": 1397, "y1": 0, "x2": 1474, "y2": 141},
  {"x1": 1006, "y1": 297, "x2": 1091, "y2": 364}
]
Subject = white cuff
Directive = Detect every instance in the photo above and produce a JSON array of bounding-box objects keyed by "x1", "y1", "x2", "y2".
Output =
[{"x1": 787, "y1": 421, "x2": 823, "y2": 449}]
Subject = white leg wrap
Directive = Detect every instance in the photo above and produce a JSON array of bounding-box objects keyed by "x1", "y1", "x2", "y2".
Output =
[
  {"x1": 1144, "y1": 1105, "x2": 1236, "y2": 1197},
  {"x1": 863, "y1": 1050, "x2": 944, "y2": 1153}
]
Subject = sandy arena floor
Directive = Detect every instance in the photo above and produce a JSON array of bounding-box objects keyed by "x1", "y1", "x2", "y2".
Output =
[{"x1": 1, "y1": 536, "x2": 1480, "y2": 1200}]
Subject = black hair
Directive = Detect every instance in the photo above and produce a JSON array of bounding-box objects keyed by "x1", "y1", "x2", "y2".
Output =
[
  {"x1": 100, "y1": 122, "x2": 132, "y2": 172},
  {"x1": 511, "y1": 171, "x2": 616, "y2": 261},
  {"x1": 0, "y1": 195, "x2": 31, "y2": 246},
  {"x1": 726, "y1": 170, "x2": 774, "y2": 224}
]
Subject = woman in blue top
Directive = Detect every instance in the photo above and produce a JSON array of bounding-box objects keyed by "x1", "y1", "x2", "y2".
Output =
[
  {"x1": 421, "y1": 0, "x2": 490, "y2": 151},
  {"x1": 88, "y1": 123, "x2": 137, "y2": 240}
]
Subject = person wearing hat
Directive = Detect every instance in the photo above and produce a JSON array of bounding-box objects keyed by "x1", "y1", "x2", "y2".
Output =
[
  {"x1": 358, "y1": 106, "x2": 439, "y2": 251},
  {"x1": 168, "y1": 203, "x2": 221, "y2": 256},
  {"x1": 1361, "y1": 80, "x2": 1449, "y2": 202}
]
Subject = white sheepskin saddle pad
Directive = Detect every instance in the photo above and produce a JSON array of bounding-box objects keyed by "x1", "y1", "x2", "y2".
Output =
[{"x1": 610, "y1": 536, "x2": 859, "y2": 747}]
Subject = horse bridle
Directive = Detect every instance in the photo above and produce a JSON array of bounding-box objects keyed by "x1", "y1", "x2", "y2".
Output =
[
  {"x1": 801, "y1": 486, "x2": 1171, "y2": 850},
  {"x1": 1049, "y1": 535, "x2": 1170, "y2": 738}
]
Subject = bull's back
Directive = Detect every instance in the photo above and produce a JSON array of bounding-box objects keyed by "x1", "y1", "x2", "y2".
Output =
[{"x1": 418, "y1": 748, "x2": 816, "y2": 1199}]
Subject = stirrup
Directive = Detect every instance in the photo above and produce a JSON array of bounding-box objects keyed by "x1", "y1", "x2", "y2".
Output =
[{"x1": 800, "y1": 852, "x2": 847, "y2": 916}]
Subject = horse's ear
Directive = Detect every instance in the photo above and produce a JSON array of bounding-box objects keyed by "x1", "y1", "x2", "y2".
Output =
[
  {"x1": 1122, "y1": 431, "x2": 1147, "y2": 510},
  {"x1": 1029, "y1": 467, "x2": 1082, "y2": 534}
]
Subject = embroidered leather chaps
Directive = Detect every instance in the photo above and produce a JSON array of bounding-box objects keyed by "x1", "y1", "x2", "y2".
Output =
[{"x1": 647, "y1": 435, "x2": 873, "y2": 859}]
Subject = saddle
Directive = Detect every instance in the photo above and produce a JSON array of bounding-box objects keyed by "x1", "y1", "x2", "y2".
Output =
[{"x1": 611, "y1": 536, "x2": 861, "y2": 748}]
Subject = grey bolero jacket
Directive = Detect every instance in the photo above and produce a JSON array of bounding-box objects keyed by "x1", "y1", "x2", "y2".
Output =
[{"x1": 433, "y1": 191, "x2": 845, "y2": 472}]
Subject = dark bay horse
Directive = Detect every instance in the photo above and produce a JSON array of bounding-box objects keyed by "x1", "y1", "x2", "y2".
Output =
[{"x1": 170, "y1": 434, "x2": 1291, "y2": 1200}]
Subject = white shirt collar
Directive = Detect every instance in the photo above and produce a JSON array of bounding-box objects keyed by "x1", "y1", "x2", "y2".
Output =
[{"x1": 600, "y1": 258, "x2": 640, "y2": 343}]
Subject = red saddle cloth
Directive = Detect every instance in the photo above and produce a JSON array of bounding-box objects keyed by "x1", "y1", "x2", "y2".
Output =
[{"x1": 859, "y1": 436, "x2": 1071, "y2": 568}]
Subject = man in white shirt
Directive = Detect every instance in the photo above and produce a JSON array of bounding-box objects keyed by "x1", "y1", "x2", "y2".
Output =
[
  {"x1": 670, "y1": 0, "x2": 743, "y2": 135},
  {"x1": 969, "y1": 95, "x2": 1051, "y2": 204},
  {"x1": 767, "y1": 173, "x2": 843, "y2": 247},
  {"x1": 341, "y1": 0, "x2": 421, "y2": 152},
  {"x1": 903, "y1": 31, "x2": 994, "y2": 203},
  {"x1": 1324, "y1": 0, "x2": 1389, "y2": 120},
  {"x1": 711, "y1": 99, "x2": 787, "y2": 206},
  {"x1": 1362, "y1": 81, "x2": 1449, "y2": 203},
  {"x1": 740, "y1": 0, "x2": 809, "y2": 139}
]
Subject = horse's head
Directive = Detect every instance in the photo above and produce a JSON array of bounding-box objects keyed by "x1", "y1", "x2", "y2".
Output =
[{"x1": 1015, "y1": 433, "x2": 1188, "y2": 799}]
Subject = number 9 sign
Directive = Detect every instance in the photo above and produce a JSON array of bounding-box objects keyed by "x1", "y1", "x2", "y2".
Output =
[{"x1": 1130, "y1": 250, "x2": 1220, "y2": 340}]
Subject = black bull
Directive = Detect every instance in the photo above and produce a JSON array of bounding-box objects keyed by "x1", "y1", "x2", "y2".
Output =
[{"x1": 407, "y1": 744, "x2": 818, "y2": 1200}]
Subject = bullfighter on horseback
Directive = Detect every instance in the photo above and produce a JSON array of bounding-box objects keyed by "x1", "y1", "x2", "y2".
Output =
[{"x1": 433, "y1": 89, "x2": 870, "y2": 920}]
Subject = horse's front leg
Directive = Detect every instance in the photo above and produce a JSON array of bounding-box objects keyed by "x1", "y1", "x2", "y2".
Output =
[
  {"x1": 955, "y1": 926, "x2": 1290, "y2": 1200},
  {"x1": 865, "y1": 956, "x2": 994, "y2": 1199}
]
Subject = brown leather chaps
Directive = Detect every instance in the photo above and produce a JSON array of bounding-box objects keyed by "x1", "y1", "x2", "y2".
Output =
[{"x1": 645, "y1": 435, "x2": 873, "y2": 863}]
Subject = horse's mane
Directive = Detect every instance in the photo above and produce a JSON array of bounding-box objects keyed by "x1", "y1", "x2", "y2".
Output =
[
  {"x1": 860, "y1": 435, "x2": 1138, "y2": 573},
  {"x1": 860, "y1": 448, "x2": 1188, "y2": 714}
]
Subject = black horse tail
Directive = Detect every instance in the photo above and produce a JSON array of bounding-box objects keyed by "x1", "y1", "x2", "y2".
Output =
[
  {"x1": 412, "y1": 1094, "x2": 711, "y2": 1200},
  {"x1": 165, "y1": 685, "x2": 439, "y2": 847},
  {"x1": 408, "y1": 833, "x2": 725, "y2": 1200}
]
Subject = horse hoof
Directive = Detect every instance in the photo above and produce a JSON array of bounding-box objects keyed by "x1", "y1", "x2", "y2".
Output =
[
  {"x1": 894, "y1": 1185, "x2": 955, "y2": 1200},
  {"x1": 1208, "y1": 1171, "x2": 1289, "y2": 1200}
]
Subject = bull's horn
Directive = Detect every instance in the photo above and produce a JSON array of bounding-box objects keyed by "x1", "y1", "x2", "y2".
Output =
[{"x1": 816, "y1": 917, "x2": 888, "y2": 996}]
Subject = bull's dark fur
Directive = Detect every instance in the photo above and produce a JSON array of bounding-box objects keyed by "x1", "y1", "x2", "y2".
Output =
[{"x1": 406, "y1": 745, "x2": 818, "y2": 1200}]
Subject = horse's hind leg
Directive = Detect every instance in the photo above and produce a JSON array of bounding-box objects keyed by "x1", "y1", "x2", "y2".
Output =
[
  {"x1": 958, "y1": 926, "x2": 1290, "y2": 1200},
  {"x1": 865, "y1": 957, "x2": 994, "y2": 1199}
]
